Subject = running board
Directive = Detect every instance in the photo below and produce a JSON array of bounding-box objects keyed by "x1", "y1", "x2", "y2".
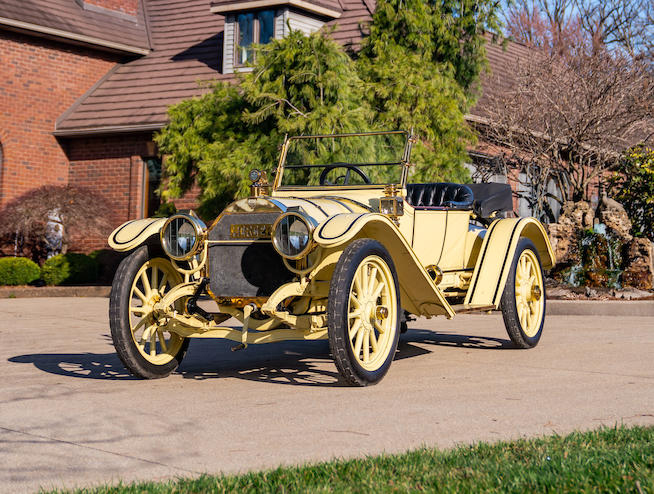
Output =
[{"x1": 450, "y1": 304, "x2": 496, "y2": 314}]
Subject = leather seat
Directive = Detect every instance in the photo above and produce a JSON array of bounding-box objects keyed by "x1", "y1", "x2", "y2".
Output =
[{"x1": 405, "y1": 183, "x2": 474, "y2": 209}]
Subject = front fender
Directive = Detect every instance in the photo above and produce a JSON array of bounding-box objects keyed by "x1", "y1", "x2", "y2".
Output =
[
  {"x1": 314, "y1": 213, "x2": 455, "y2": 318},
  {"x1": 108, "y1": 218, "x2": 167, "y2": 252},
  {"x1": 464, "y1": 217, "x2": 556, "y2": 308}
]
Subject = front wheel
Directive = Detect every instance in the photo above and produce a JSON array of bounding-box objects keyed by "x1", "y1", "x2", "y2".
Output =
[
  {"x1": 328, "y1": 239, "x2": 401, "y2": 386},
  {"x1": 109, "y1": 246, "x2": 189, "y2": 379},
  {"x1": 500, "y1": 238, "x2": 546, "y2": 348}
]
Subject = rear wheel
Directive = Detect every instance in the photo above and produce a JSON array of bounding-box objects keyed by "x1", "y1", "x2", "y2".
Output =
[
  {"x1": 109, "y1": 246, "x2": 189, "y2": 379},
  {"x1": 328, "y1": 239, "x2": 400, "y2": 386},
  {"x1": 500, "y1": 238, "x2": 546, "y2": 348}
]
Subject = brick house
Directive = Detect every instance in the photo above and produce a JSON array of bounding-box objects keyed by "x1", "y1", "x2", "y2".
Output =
[{"x1": 0, "y1": 0, "x2": 530, "y2": 251}]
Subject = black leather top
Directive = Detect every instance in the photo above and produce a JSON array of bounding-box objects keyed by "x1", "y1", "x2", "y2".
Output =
[{"x1": 405, "y1": 183, "x2": 474, "y2": 209}]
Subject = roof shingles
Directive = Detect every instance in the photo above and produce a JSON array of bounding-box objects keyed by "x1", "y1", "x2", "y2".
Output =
[
  {"x1": 0, "y1": 0, "x2": 150, "y2": 53},
  {"x1": 52, "y1": 0, "x2": 519, "y2": 135}
]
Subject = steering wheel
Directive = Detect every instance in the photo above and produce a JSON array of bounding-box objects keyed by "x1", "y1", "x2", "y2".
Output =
[{"x1": 319, "y1": 163, "x2": 372, "y2": 185}]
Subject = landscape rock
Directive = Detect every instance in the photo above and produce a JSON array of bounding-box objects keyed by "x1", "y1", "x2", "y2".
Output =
[
  {"x1": 546, "y1": 201, "x2": 594, "y2": 264},
  {"x1": 621, "y1": 237, "x2": 653, "y2": 290},
  {"x1": 597, "y1": 195, "x2": 633, "y2": 243}
]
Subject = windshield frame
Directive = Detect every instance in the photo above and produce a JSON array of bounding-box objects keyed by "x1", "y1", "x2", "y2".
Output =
[{"x1": 273, "y1": 130, "x2": 414, "y2": 191}]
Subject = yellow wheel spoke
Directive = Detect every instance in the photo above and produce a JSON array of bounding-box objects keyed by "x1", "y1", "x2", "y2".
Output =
[
  {"x1": 349, "y1": 293, "x2": 361, "y2": 309},
  {"x1": 354, "y1": 271, "x2": 363, "y2": 298},
  {"x1": 132, "y1": 316, "x2": 149, "y2": 334},
  {"x1": 141, "y1": 271, "x2": 152, "y2": 296},
  {"x1": 157, "y1": 329, "x2": 168, "y2": 353},
  {"x1": 133, "y1": 287, "x2": 147, "y2": 304},
  {"x1": 372, "y1": 281, "x2": 385, "y2": 302},
  {"x1": 348, "y1": 308, "x2": 361, "y2": 319},
  {"x1": 363, "y1": 332, "x2": 370, "y2": 363},
  {"x1": 353, "y1": 328, "x2": 364, "y2": 358},
  {"x1": 370, "y1": 330, "x2": 378, "y2": 352},
  {"x1": 151, "y1": 266, "x2": 158, "y2": 293},
  {"x1": 349, "y1": 319, "x2": 362, "y2": 339},
  {"x1": 368, "y1": 266, "x2": 378, "y2": 294},
  {"x1": 374, "y1": 320, "x2": 386, "y2": 334},
  {"x1": 360, "y1": 267, "x2": 369, "y2": 298},
  {"x1": 149, "y1": 329, "x2": 156, "y2": 357},
  {"x1": 130, "y1": 306, "x2": 147, "y2": 315},
  {"x1": 159, "y1": 273, "x2": 168, "y2": 293}
]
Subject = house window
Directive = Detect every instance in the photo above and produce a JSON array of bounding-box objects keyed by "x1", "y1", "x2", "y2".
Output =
[
  {"x1": 143, "y1": 157, "x2": 162, "y2": 218},
  {"x1": 235, "y1": 10, "x2": 275, "y2": 66}
]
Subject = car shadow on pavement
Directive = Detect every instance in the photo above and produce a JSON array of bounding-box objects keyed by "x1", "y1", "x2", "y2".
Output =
[
  {"x1": 8, "y1": 329, "x2": 514, "y2": 385},
  {"x1": 399, "y1": 329, "x2": 514, "y2": 353}
]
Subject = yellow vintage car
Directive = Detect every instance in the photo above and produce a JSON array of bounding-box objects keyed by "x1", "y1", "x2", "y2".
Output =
[{"x1": 108, "y1": 131, "x2": 555, "y2": 386}]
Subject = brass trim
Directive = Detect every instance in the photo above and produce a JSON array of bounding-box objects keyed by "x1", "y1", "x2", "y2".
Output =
[
  {"x1": 271, "y1": 211, "x2": 316, "y2": 260},
  {"x1": 426, "y1": 265, "x2": 443, "y2": 285},
  {"x1": 160, "y1": 214, "x2": 206, "y2": 261}
]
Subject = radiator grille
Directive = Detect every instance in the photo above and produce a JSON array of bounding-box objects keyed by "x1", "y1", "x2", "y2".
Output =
[{"x1": 207, "y1": 212, "x2": 294, "y2": 297}]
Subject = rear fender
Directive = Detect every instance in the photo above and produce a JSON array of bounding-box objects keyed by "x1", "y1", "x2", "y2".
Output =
[
  {"x1": 463, "y1": 217, "x2": 555, "y2": 308},
  {"x1": 108, "y1": 218, "x2": 167, "y2": 252},
  {"x1": 314, "y1": 213, "x2": 455, "y2": 318}
]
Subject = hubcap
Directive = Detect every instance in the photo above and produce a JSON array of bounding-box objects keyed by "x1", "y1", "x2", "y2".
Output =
[
  {"x1": 129, "y1": 258, "x2": 185, "y2": 364},
  {"x1": 347, "y1": 256, "x2": 397, "y2": 371},
  {"x1": 515, "y1": 250, "x2": 544, "y2": 337}
]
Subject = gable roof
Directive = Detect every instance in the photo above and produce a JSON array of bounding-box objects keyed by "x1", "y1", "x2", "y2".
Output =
[
  {"x1": 0, "y1": 0, "x2": 150, "y2": 55},
  {"x1": 53, "y1": 0, "x2": 524, "y2": 136},
  {"x1": 210, "y1": 0, "x2": 343, "y2": 19}
]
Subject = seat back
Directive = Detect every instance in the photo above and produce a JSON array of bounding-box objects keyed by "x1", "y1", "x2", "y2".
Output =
[{"x1": 405, "y1": 183, "x2": 474, "y2": 209}]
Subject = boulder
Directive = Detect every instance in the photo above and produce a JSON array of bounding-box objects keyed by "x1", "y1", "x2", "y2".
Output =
[
  {"x1": 598, "y1": 195, "x2": 633, "y2": 243},
  {"x1": 546, "y1": 201, "x2": 594, "y2": 264},
  {"x1": 621, "y1": 237, "x2": 653, "y2": 290}
]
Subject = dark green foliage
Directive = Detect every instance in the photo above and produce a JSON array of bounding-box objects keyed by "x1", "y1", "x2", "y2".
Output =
[
  {"x1": 355, "y1": 0, "x2": 504, "y2": 183},
  {"x1": 41, "y1": 253, "x2": 99, "y2": 286},
  {"x1": 609, "y1": 148, "x2": 654, "y2": 241},
  {"x1": 51, "y1": 425, "x2": 654, "y2": 493},
  {"x1": 89, "y1": 249, "x2": 126, "y2": 284},
  {"x1": 0, "y1": 257, "x2": 41, "y2": 286},
  {"x1": 357, "y1": 0, "x2": 503, "y2": 95},
  {"x1": 156, "y1": 30, "x2": 369, "y2": 218},
  {"x1": 156, "y1": 1, "x2": 502, "y2": 214}
]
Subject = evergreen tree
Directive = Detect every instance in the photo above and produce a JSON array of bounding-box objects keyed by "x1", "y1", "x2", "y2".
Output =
[
  {"x1": 155, "y1": 30, "x2": 369, "y2": 217},
  {"x1": 356, "y1": 0, "x2": 503, "y2": 182}
]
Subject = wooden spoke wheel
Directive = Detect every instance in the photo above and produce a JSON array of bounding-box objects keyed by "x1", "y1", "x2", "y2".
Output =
[
  {"x1": 328, "y1": 239, "x2": 400, "y2": 386},
  {"x1": 500, "y1": 238, "x2": 546, "y2": 348},
  {"x1": 110, "y1": 247, "x2": 189, "y2": 378}
]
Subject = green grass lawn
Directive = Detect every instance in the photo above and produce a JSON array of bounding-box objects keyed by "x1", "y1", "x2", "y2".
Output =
[{"x1": 51, "y1": 425, "x2": 653, "y2": 493}]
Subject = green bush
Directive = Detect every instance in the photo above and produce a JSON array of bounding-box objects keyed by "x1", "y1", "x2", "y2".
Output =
[
  {"x1": 609, "y1": 147, "x2": 654, "y2": 241},
  {"x1": 41, "y1": 253, "x2": 99, "y2": 285},
  {"x1": 0, "y1": 257, "x2": 41, "y2": 285}
]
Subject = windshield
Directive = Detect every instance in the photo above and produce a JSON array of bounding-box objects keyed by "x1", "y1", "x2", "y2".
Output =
[{"x1": 278, "y1": 131, "x2": 409, "y2": 188}]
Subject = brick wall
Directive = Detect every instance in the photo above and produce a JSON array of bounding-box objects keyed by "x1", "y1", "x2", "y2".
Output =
[
  {"x1": 0, "y1": 30, "x2": 120, "y2": 206},
  {"x1": 66, "y1": 133, "x2": 200, "y2": 251},
  {"x1": 84, "y1": 0, "x2": 139, "y2": 16}
]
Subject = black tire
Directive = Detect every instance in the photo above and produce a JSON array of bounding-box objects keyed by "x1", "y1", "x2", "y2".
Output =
[
  {"x1": 500, "y1": 238, "x2": 546, "y2": 348},
  {"x1": 109, "y1": 246, "x2": 189, "y2": 379},
  {"x1": 327, "y1": 239, "x2": 401, "y2": 386}
]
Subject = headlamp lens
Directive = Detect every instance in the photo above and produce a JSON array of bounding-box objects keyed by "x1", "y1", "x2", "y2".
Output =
[
  {"x1": 162, "y1": 215, "x2": 202, "y2": 260},
  {"x1": 273, "y1": 214, "x2": 311, "y2": 258}
]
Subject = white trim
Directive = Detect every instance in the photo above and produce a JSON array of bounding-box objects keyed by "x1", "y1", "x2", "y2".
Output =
[
  {"x1": 53, "y1": 123, "x2": 164, "y2": 137},
  {"x1": 211, "y1": 0, "x2": 341, "y2": 19},
  {"x1": 0, "y1": 16, "x2": 150, "y2": 55}
]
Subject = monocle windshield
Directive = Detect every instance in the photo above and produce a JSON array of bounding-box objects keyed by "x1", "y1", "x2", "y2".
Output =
[{"x1": 278, "y1": 131, "x2": 410, "y2": 188}]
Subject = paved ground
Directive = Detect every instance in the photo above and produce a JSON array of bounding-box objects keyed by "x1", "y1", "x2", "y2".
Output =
[{"x1": 1, "y1": 298, "x2": 652, "y2": 493}]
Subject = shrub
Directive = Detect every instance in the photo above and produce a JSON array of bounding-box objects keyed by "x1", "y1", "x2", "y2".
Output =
[
  {"x1": 41, "y1": 253, "x2": 99, "y2": 285},
  {"x1": 89, "y1": 249, "x2": 126, "y2": 284},
  {"x1": 609, "y1": 148, "x2": 654, "y2": 242},
  {"x1": 0, "y1": 185, "x2": 111, "y2": 263},
  {"x1": 0, "y1": 257, "x2": 41, "y2": 285}
]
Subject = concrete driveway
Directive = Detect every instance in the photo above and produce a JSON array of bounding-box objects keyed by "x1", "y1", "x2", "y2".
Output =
[{"x1": 1, "y1": 297, "x2": 652, "y2": 493}]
